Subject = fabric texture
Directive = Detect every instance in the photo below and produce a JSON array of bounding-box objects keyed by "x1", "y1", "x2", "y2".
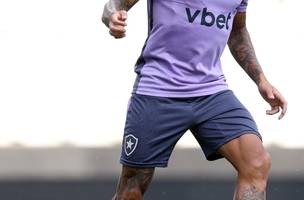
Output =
[
  {"x1": 120, "y1": 90, "x2": 261, "y2": 168},
  {"x1": 132, "y1": 0, "x2": 249, "y2": 97}
]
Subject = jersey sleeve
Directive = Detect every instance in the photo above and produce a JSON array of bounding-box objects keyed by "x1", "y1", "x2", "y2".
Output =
[{"x1": 236, "y1": 0, "x2": 248, "y2": 12}]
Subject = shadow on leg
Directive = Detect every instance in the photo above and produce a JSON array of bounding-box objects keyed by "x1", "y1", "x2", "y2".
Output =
[
  {"x1": 218, "y1": 133, "x2": 271, "y2": 200},
  {"x1": 112, "y1": 166, "x2": 155, "y2": 200}
]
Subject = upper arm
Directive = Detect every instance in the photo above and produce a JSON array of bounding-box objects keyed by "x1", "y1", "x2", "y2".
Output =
[
  {"x1": 232, "y1": 0, "x2": 249, "y2": 31},
  {"x1": 228, "y1": 12, "x2": 247, "y2": 48},
  {"x1": 231, "y1": 12, "x2": 246, "y2": 33}
]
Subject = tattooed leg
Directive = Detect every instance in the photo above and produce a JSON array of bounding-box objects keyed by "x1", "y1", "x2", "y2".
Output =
[
  {"x1": 112, "y1": 166, "x2": 155, "y2": 200},
  {"x1": 235, "y1": 186, "x2": 266, "y2": 200},
  {"x1": 218, "y1": 134, "x2": 271, "y2": 200}
]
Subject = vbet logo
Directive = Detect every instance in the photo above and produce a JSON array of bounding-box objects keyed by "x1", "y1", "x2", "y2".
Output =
[{"x1": 185, "y1": 7, "x2": 232, "y2": 30}]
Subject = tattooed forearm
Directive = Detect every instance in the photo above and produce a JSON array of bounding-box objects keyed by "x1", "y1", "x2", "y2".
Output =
[
  {"x1": 236, "y1": 186, "x2": 266, "y2": 200},
  {"x1": 102, "y1": 0, "x2": 139, "y2": 27},
  {"x1": 228, "y1": 13, "x2": 264, "y2": 85},
  {"x1": 121, "y1": 0, "x2": 140, "y2": 10}
]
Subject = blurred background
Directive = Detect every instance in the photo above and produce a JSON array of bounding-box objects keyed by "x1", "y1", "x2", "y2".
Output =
[{"x1": 0, "y1": 0, "x2": 303, "y2": 199}]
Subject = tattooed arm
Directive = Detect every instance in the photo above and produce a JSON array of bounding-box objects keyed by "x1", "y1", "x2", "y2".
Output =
[
  {"x1": 228, "y1": 12, "x2": 264, "y2": 85},
  {"x1": 102, "y1": 0, "x2": 139, "y2": 38},
  {"x1": 228, "y1": 12, "x2": 287, "y2": 119}
]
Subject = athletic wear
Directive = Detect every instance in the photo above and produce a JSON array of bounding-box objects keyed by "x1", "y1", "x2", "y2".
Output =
[
  {"x1": 132, "y1": 0, "x2": 249, "y2": 97},
  {"x1": 118, "y1": 0, "x2": 258, "y2": 168},
  {"x1": 120, "y1": 90, "x2": 261, "y2": 168}
]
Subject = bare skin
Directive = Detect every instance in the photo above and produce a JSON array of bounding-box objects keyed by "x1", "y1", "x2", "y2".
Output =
[
  {"x1": 101, "y1": 0, "x2": 139, "y2": 38},
  {"x1": 224, "y1": 12, "x2": 288, "y2": 200},
  {"x1": 112, "y1": 166, "x2": 155, "y2": 200},
  {"x1": 102, "y1": 3, "x2": 288, "y2": 200},
  {"x1": 228, "y1": 12, "x2": 287, "y2": 120},
  {"x1": 218, "y1": 134, "x2": 270, "y2": 200}
]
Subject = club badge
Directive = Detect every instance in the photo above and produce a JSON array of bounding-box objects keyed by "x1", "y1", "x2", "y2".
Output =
[{"x1": 124, "y1": 134, "x2": 138, "y2": 156}]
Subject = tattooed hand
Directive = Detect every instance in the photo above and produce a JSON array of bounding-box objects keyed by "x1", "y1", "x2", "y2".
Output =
[{"x1": 258, "y1": 79, "x2": 287, "y2": 120}]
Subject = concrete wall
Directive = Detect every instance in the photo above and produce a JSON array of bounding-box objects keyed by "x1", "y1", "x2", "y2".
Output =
[
  {"x1": 0, "y1": 146, "x2": 303, "y2": 180},
  {"x1": 0, "y1": 147, "x2": 303, "y2": 199}
]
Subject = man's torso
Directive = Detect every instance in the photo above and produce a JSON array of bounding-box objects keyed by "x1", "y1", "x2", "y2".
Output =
[{"x1": 132, "y1": 0, "x2": 246, "y2": 97}]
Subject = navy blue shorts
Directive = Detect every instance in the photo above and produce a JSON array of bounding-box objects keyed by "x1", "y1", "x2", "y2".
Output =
[{"x1": 120, "y1": 90, "x2": 262, "y2": 168}]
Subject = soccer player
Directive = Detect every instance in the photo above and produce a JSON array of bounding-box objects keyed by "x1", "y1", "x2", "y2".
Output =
[{"x1": 102, "y1": 0, "x2": 287, "y2": 199}]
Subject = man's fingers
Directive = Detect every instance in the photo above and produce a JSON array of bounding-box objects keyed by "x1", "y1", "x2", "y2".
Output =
[
  {"x1": 112, "y1": 19, "x2": 127, "y2": 26},
  {"x1": 273, "y1": 89, "x2": 288, "y2": 120},
  {"x1": 278, "y1": 100, "x2": 288, "y2": 120},
  {"x1": 274, "y1": 90, "x2": 286, "y2": 106},
  {"x1": 109, "y1": 22, "x2": 126, "y2": 38},
  {"x1": 111, "y1": 14, "x2": 127, "y2": 26},
  {"x1": 261, "y1": 85, "x2": 287, "y2": 119},
  {"x1": 114, "y1": 34, "x2": 126, "y2": 39},
  {"x1": 109, "y1": 30, "x2": 126, "y2": 38},
  {"x1": 109, "y1": 24, "x2": 126, "y2": 33},
  {"x1": 266, "y1": 106, "x2": 279, "y2": 115},
  {"x1": 119, "y1": 10, "x2": 128, "y2": 20},
  {"x1": 108, "y1": 11, "x2": 128, "y2": 38}
]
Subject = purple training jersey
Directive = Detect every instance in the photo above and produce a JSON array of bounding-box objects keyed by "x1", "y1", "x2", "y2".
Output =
[{"x1": 132, "y1": 0, "x2": 248, "y2": 97}]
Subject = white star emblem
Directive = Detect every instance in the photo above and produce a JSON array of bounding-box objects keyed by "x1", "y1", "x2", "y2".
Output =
[
  {"x1": 126, "y1": 139, "x2": 134, "y2": 149},
  {"x1": 124, "y1": 134, "x2": 138, "y2": 156}
]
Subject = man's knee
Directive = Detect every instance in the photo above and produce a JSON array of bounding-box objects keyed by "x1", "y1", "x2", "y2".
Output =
[
  {"x1": 239, "y1": 151, "x2": 271, "y2": 180},
  {"x1": 251, "y1": 151, "x2": 271, "y2": 177}
]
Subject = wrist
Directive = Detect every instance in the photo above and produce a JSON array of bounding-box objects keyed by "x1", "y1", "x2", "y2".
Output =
[
  {"x1": 102, "y1": 1, "x2": 117, "y2": 27},
  {"x1": 256, "y1": 73, "x2": 269, "y2": 87},
  {"x1": 102, "y1": 15, "x2": 110, "y2": 27}
]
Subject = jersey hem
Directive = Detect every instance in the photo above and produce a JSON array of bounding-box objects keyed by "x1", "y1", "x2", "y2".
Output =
[{"x1": 133, "y1": 86, "x2": 229, "y2": 98}]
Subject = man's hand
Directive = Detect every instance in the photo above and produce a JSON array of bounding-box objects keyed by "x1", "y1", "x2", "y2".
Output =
[
  {"x1": 228, "y1": 13, "x2": 287, "y2": 120},
  {"x1": 101, "y1": 0, "x2": 138, "y2": 37},
  {"x1": 258, "y1": 80, "x2": 287, "y2": 120},
  {"x1": 109, "y1": 10, "x2": 128, "y2": 39}
]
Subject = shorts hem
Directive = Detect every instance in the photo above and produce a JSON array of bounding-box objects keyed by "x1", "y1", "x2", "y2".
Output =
[
  {"x1": 206, "y1": 130, "x2": 262, "y2": 161},
  {"x1": 120, "y1": 158, "x2": 168, "y2": 168}
]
